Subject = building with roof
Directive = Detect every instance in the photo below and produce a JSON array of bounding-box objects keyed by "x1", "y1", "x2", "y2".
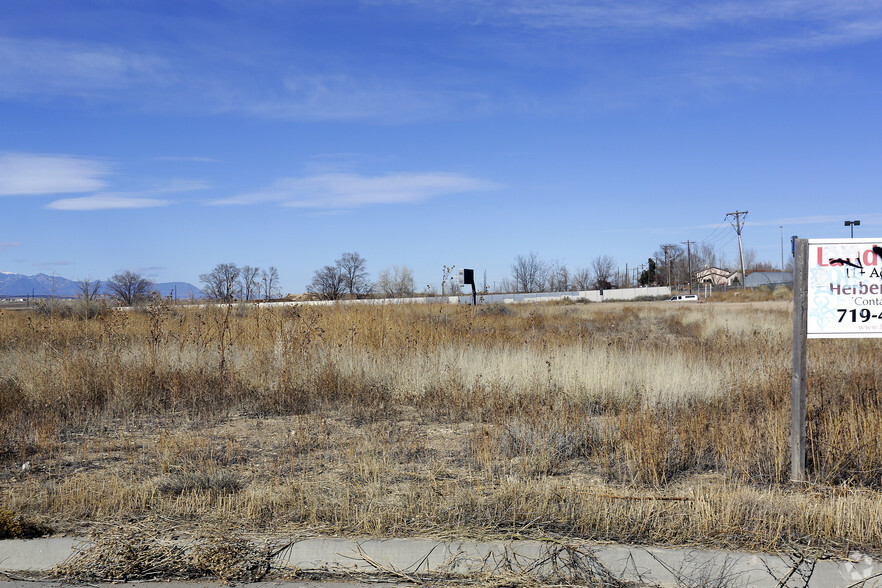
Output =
[{"x1": 695, "y1": 267, "x2": 733, "y2": 286}]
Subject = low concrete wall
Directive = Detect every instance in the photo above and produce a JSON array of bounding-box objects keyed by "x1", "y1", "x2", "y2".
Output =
[{"x1": 256, "y1": 286, "x2": 672, "y2": 308}]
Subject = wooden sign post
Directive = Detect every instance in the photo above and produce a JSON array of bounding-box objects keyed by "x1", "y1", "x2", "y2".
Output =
[
  {"x1": 792, "y1": 237, "x2": 882, "y2": 481},
  {"x1": 791, "y1": 239, "x2": 808, "y2": 481}
]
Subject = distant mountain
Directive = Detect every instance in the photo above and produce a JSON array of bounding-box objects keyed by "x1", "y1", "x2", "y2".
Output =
[
  {"x1": 152, "y1": 282, "x2": 205, "y2": 300},
  {"x1": 0, "y1": 272, "x2": 204, "y2": 299},
  {"x1": 0, "y1": 272, "x2": 80, "y2": 297}
]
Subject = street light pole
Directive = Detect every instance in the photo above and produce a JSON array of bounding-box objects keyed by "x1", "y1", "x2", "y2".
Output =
[
  {"x1": 780, "y1": 226, "x2": 784, "y2": 274},
  {"x1": 845, "y1": 220, "x2": 861, "y2": 238}
]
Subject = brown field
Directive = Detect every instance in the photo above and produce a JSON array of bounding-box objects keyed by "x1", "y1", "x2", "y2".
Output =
[{"x1": 2, "y1": 292, "x2": 882, "y2": 559}]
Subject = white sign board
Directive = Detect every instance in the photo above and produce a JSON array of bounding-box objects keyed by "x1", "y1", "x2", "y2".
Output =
[{"x1": 808, "y1": 238, "x2": 882, "y2": 338}]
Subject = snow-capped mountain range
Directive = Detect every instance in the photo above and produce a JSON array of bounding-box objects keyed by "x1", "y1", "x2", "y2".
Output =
[{"x1": 0, "y1": 271, "x2": 203, "y2": 299}]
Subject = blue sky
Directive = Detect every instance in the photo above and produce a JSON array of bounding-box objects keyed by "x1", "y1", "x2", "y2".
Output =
[{"x1": 2, "y1": 1, "x2": 882, "y2": 293}]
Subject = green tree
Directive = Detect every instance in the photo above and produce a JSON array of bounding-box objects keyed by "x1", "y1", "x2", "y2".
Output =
[{"x1": 638, "y1": 258, "x2": 657, "y2": 286}]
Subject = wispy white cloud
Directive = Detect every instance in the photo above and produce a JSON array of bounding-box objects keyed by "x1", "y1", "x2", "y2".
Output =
[
  {"x1": 46, "y1": 193, "x2": 173, "y2": 211},
  {"x1": 503, "y1": 0, "x2": 882, "y2": 37},
  {"x1": 211, "y1": 172, "x2": 500, "y2": 209},
  {"x1": 134, "y1": 266, "x2": 165, "y2": 279},
  {"x1": 0, "y1": 242, "x2": 21, "y2": 253},
  {"x1": 0, "y1": 153, "x2": 110, "y2": 196},
  {"x1": 720, "y1": 19, "x2": 882, "y2": 57},
  {"x1": 757, "y1": 214, "x2": 882, "y2": 227},
  {"x1": 0, "y1": 36, "x2": 167, "y2": 99},
  {"x1": 152, "y1": 179, "x2": 210, "y2": 194},
  {"x1": 44, "y1": 180, "x2": 206, "y2": 211},
  {"x1": 248, "y1": 74, "x2": 489, "y2": 123},
  {"x1": 38, "y1": 260, "x2": 76, "y2": 268},
  {"x1": 154, "y1": 156, "x2": 218, "y2": 163},
  {"x1": 4, "y1": 1, "x2": 879, "y2": 124},
  {"x1": 0, "y1": 152, "x2": 207, "y2": 210}
]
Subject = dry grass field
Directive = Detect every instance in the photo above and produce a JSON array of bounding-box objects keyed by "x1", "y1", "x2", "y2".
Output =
[{"x1": 2, "y1": 291, "x2": 882, "y2": 560}]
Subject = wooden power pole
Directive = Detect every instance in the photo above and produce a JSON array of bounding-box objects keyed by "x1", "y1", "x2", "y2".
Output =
[
  {"x1": 681, "y1": 240, "x2": 695, "y2": 293},
  {"x1": 727, "y1": 211, "x2": 748, "y2": 289}
]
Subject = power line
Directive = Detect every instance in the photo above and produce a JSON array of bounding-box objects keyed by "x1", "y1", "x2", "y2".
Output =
[{"x1": 697, "y1": 217, "x2": 731, "y2": 245}]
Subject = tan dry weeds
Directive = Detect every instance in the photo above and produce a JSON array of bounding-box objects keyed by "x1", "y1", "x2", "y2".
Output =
[
  {"x1": 1, "y1": 298, "x2": 882, "y2": 557},
  {"x1": 51, "y1": 521, "x2": 279, "y2": 582}
]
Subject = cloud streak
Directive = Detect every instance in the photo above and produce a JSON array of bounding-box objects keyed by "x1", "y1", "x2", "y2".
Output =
[
  {"x1": 212, "y1": 172, "x2": 499, "y2": 209},
  {"x1": 45, "y1": 180, "x2": 206, "y2": 211},
  {"x1": 0, "y1": 152, "x2": 208, "y2": 210},
  {"x1": 503, "y1": 0, "x2": 882, "y2": 36},
  {"x1": 45, "y1": 193, "x2": 174, "y2": 211},
  {"x1": 4, "y1": 2, "x2": 880, "y2": 124},
  {"x1": 0, "y1": 36, "x2": 166, "y2": 99},
  {"x1": 0, "y1": 153, "x2": 110, "y2": 196}
]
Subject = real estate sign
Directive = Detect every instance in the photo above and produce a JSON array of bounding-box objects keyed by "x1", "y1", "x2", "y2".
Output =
[{"x1": 808, "y1": 238, "x2": 882, "y2": 338}]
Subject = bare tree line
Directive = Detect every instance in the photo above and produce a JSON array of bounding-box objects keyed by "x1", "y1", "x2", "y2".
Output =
[
  {"x1": 644, "y1": 242, "x2": 780, "y2": 288},
  {"x1": 307, "y1": 252, "x2": 415, "y2": 300},
  {"x1": 505, "y1": 242, "x2": 782, "y2": 293},
  {"x1": 79, "y1": 240, "x2": 784, "y2": 310},
  {"x1": 199, "y1": 263, "x2": 281, "y2": 302},
  {"x1": 75, "y1": 271, "x2": 155, "y2": 309},
  {"x1": 504, "y1": 251, "x2": 618, "y2": 293}
]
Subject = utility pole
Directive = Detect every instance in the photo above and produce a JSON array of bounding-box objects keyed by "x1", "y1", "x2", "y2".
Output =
[
  {"x1": 681, "y1": 240, "x2": 695, "y2": 293},
  {"x1": 780, "y1": 226, "x2": 784, "y2": 273},
  {"x1": 663, "y1": 245, "x2": 673, "y2": 290},
  {"x1": 726, "y1": 210, "x2": 748, "y2": 290}
]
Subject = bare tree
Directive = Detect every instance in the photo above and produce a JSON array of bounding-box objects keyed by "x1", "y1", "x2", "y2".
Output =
[
  {"x1": 751, "y1": 259, "x2": 777, "y2": 272},
  {"x1": 308, "y1": 265, "x2": 345, "y2": 300},
  {"x1": 240, "y1": 265, "x2": 261, "y2": 301},
  {"x1": 654, "y1": 244, "x2": 685, "y2": 287},
  {"x1": 571, "y1": 267, "x2": 592, "y2": 290},
  {"x1": 548, "y1": 262, "x2": 573, "y2": 292},
  {"x1": 375, "y1": 269, "x2": 393, "y2": 298},
  {"x1": 337, "y1": 252, "x2": 371, "y2": 297},
  {"x1": 511, "y1": 251, "x2": 549, "y2": 293},
  {"x1": 591, "y1": 255, "x2": 617, "y2": 289},
  {"x1": 375, "y1": 265, "x2": 415, "y2": 298},
  {"x1": 696, "y1": 242, "x2": 719, "y2": 270},
  {"x1": 77, "y1": 277, "x2": 101, "y2": 302},
  {"x1": 200, "y1": 262, "x2": 241, "y2": 302},
  {"x1": 77, "y1": 277, "x2": 102, "y2": 318},
  {"x1": 107, "y1": 270, "x2": 153, "y2": 306},
  {"x1": 743, "y1": 248, "x2": 759, "y2": 272},
  {"x1": 260, "y1": 266, "x2": 280, "y2": 300}
]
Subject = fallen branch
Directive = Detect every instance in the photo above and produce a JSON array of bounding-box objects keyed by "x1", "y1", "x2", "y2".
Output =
[{"x1": 576, "y1": 492, "x2": 691, "y2": 501}]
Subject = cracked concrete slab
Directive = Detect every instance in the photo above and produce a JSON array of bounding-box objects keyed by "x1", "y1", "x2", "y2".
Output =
[{"x1": 2, "y1": 536, "x2": 880, "y2": 587}]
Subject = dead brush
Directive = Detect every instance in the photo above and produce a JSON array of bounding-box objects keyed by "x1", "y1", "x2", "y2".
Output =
[
  {"x1": 472, "y1": 538, "x2": 631, "y2": 587},
  {"x1": 0, "y1": 506, "x2": 52, "y2": 539},
  {"x1": 153, "y1": 470, "x2": 243, "y2": 496},
  {"x1": 52, "y1": 523, "x2": 277, "y2": 583},
  {"x1": 497, "y1": 420, "x2": 588, "y2": 478}
]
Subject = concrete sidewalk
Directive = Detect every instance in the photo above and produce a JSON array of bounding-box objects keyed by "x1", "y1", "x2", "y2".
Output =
[{"x1": 2, "y1": 536, "x2": 880, "y2": 587}]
